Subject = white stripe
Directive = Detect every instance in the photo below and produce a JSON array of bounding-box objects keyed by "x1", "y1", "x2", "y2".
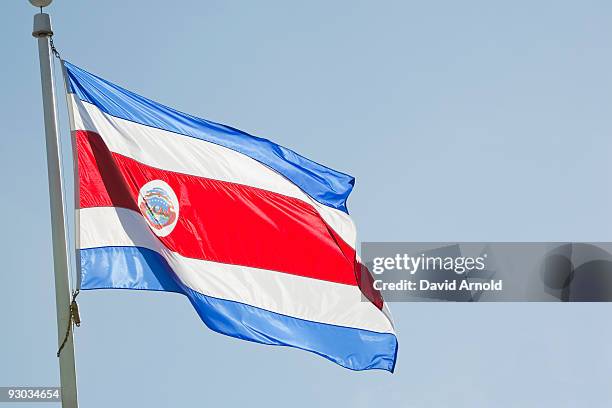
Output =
[
  {"x1": 69, "y1": 96, "x2": 356, "y2": 248},
  {"x1": 79, "y1": 207, "x2": 394, "y2": 334}
]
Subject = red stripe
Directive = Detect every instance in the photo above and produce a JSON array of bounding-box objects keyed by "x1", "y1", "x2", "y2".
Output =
[
  {"x1": 77, "y1": 130, "x2": 360, "y2": 286},
  {"x1": 355, "y1": 262, "x2": 384, "y2": 310}
]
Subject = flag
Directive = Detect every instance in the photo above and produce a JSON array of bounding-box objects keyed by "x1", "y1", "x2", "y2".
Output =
[{"x1": 63, "y1": 61, "x2": 397, "y2": 372}]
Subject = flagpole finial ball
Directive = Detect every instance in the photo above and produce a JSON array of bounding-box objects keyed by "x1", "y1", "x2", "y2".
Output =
[{"x1": 29, "y1": 0, "x2": 53, "y2": 8}]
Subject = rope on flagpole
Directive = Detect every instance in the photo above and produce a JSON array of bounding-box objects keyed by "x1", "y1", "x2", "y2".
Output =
[
  {"x1": 51, "y1": 38, "x2": 81, "y2": 295},
  {"x1": 47, "y1": 36, "x2": 82, "y2": 358},
  {"x1": 50, "y1": 37, "x2": 60, "y2": 59},
  {"x1": 52, "y1": 52, "x2": 75, "y2": 290},
  {"x1": 48, "y1": 39, "x2": 72, "y2": 288},
  {"x1": 57, "y1": 290, "x2": 80, "y2": 357}
]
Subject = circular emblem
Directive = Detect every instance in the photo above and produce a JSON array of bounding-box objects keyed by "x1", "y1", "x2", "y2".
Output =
[{"x1": 138, "y1": 180, "x2": 179, "y2": 237}]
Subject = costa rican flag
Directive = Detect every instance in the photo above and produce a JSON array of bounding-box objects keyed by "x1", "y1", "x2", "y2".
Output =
[{"x1": 63, "y1": 61, "x2": 397, "y2": 372}]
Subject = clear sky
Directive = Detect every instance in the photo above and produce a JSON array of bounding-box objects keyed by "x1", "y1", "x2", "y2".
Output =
[{"x1": 2, "y1": 0, "x2": 612, "y2": 406}]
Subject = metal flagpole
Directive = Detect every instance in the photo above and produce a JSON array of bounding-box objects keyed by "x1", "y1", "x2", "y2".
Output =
[{"x1": 31, "y1": 1, "x2": 79, "y2": 407}]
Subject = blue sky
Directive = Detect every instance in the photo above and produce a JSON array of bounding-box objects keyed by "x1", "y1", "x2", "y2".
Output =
[{"x1": 2, "y1": 1, "x2": 612, "y2": 406}]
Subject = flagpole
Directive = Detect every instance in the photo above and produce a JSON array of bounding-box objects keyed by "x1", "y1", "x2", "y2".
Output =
[{"x1": 31, "y1": 2, "x2": 79, "y2": 407}]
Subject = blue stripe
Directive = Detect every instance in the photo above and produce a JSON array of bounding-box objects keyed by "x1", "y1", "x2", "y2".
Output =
[
  {"x1": 80, "y1": 246, "x2": 181, "y2": 293},
  {"x1": 80, "y1": 246, "x2": 397, "y2": 372},
  {"x1": 64, "y1": 61, "x2": 355, "y2": 213}
]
